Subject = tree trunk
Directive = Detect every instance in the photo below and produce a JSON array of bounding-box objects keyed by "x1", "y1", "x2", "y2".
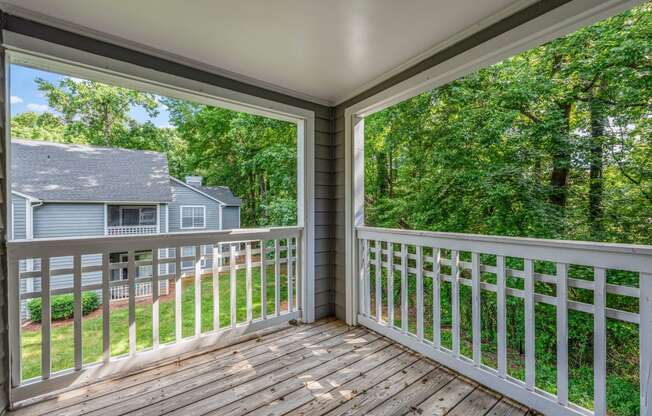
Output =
[
  {"x1": 549, "y1": 102, "x2": 572, "y2": 208},
  {"x1": 588, "y1": 94, "x2": 605, "y2": 238}
]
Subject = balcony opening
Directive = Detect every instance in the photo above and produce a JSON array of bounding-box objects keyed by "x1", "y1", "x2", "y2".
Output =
[
  {"x1": 6, "y1": 54, "x2": 308, "y2": 395},
  {"x1": 352, "y1": 4, "x2": 650, "y2": 416}
]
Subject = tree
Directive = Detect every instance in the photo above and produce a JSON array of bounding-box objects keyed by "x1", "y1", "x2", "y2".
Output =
[{"x1": 36, "y1": 77, "x2": 159, "y2": 146}]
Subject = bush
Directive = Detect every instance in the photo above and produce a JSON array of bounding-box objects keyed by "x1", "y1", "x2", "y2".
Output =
[{"x1": 27, "y1": 292, "x2": 101, "y2": 323}]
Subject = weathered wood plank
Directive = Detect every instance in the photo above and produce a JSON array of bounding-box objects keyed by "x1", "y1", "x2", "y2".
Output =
[
  {"x1": 446, "y1": 387, "x2": 501, "y2": 416},
  {"x1": 248, "y1": 345, "x2": 405, "y2": 416},
  {"x1": 412, "y1": 377, "x2": 476, "y2": 416},
  {"x1": 284, "y1": 352, "x2": 420, "y2": 416},
  {"x1": 365, "y1": 367, "x2": 455, "y2": 416},
  {"x1": 485, "y1": 398, "x2": 529, "y2": 416},
  {"x1": 205, "y1": 338, "x2": 393, "y2": 416},
  {"x1": 320, "y1": 359, "x2": 436, "y2": 416}
]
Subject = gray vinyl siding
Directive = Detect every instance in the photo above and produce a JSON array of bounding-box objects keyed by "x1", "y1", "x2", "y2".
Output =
[
  {"x1": 168, "y1": 181, "x2": 220, "y2": 232},
  {"x1": 12, "y1": 194, "x2": 27, "y2": 240},
  {"x1": 221, "y1": 206, "x2": 240, "y2": 230},
  {"x1": 33, "y1": 203, "x2": 105, "y2": 238}
]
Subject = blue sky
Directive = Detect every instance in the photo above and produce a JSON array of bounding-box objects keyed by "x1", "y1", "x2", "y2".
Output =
[{"x1": 9, "y1": 64, "x2": 171, "y2": 127}]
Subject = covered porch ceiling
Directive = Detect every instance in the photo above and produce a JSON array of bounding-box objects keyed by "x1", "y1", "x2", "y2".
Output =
[{"x1": 1, "y1": 0, "x2": 538, "y2": 106}]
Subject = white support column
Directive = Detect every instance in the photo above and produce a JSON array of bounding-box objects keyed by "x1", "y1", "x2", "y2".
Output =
[{"x1": 640, "y1": 272, "x2": 652, "y2": 416}]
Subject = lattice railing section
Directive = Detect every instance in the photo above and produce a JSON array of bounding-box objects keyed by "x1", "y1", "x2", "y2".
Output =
[
  {"x1": 357, "y1": 226, "x2": 652, "y2": 416},
  {"x1": 7, "y1": 227, "x2": 301, "y2": 402}
]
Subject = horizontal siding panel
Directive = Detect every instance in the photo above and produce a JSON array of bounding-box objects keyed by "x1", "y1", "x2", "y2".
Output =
[
  {"x1": 168, "y1": 181, "x2": 221, "y2": 232},
  {"x1": 34, "y1": 203, "x2": 104, "y2": 238}
]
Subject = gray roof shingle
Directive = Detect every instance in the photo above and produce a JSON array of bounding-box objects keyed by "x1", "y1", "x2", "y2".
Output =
[
  {"x1": 12, "y1": 139, "x2": 173, "y2": 202},
  {"x1": 192, "y1": 184, "x2": 241, "y2": 206}
]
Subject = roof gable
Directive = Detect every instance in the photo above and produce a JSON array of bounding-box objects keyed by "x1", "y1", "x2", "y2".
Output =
[{"x1": 11, "y1": 139, "x2": 173, "y2": 202}]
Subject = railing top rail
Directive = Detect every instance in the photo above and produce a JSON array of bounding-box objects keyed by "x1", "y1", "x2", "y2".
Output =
[
  {"x1": 8, "y1": 226, "x2": 302, "y2": 259},
  {"x1": 357, "y1": 226, "x2": 652, "y2": 272}
]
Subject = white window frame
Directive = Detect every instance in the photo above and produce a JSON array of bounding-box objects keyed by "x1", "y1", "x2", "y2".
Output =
[{"x1": 180, "y1": 205, "x2": 206, "y2": 229}]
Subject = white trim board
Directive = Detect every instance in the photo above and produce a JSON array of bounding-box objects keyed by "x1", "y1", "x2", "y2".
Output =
[
  {"x1": 170, "y1": 177, "x2": 230, "y2": 206},
  {"x1": 343, "y1": 0, "x2": 642, "y2": 325}
]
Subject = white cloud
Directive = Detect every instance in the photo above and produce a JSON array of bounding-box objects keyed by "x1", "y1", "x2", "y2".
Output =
[
  {"x1": 26, "y1": 103, "x2": 49, "y2": 113},
  {"x1": 10, "y1": 96, "x2": 23, "y2": 104}
]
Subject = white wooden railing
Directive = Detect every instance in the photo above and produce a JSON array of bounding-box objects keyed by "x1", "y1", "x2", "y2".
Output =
[
  {"x1": 106, "y1": 225, "x2": 159, "y2": 236},
  {"x1": 7, "y1": 226, "x2": 301, "y2": 403},
  {"x1": 109, "y1": 280, "x2": 169, "y2": 301},
  {"x1": 356, "y1": 226, "x2": 652, "y2": 416}
]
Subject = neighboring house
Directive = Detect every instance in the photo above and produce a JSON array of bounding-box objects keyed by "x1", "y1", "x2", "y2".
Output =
[{"x1": 11, "y1": 139, "x2": 241, "y2": 318}]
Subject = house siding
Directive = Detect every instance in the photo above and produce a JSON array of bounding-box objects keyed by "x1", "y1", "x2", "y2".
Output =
[
  {"x1": 168, "y1": 181, "x2": 221, "y2": 232},
  {"x1": 221, "y1": 206, "x2": 239, "y2": 230},
  {"x1": 12, "y1": 194, "x2": 27, "y2": 240},
  {"x1": 159, "y1": 203, "x2": 167, "y2": 232},
  {"x1": 33, "y1": 203, "x2": 105, "y2": 238}
]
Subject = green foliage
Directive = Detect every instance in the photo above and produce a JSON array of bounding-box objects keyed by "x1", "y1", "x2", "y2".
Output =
[{"x1": 27, "y1": 292, "x2": 100, "y2": 323}]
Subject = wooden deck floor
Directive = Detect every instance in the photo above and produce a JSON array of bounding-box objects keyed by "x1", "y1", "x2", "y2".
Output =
[{"x1": 11, "y1": 319, "x2": 532, "y2": 416}]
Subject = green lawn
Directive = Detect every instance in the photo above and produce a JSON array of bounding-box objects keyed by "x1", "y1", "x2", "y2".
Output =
[{"x1": 21, "y1": 267, "x2": 292, "y2": 381}]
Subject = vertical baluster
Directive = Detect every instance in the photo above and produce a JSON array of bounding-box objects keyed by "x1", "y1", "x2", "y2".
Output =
[
  {"x1": 387, "y1": 242, "x2": 394, "y2": 328},
  {"x1": 497, "y1": 255, "x2": 506, "y2": 378},
  {"x1": 73, "y1": 255, "x2": 82, "y2": 370},
  {"x1": 451, "y1": 250, "x2": 460, "y2": 356},
  {"x1": 641, "y1": 272, "x2": 652, "y2": 416},
  {"x1": 152, "y1": 249, "x2": 159, "y2": 349},
  {"x1": 128, "y1": 250, "x2": 136, "y2": 356},
  {"x1": 433, "y1": 248, "x2": 441, "y2": 349},
  {"x1": 260, "y1": 240, "x2": 267, "y2": 320},
  {"x1": 175, "y1": 247, "x2": 182, "y2": 342},
  {"x1": 471, "y1": 252, "x2": 481, "y2": 366},
  {"x1": 287, "y1": 239, "x2": 293, "y2": 312},
  {"x1": 416, "y1": 246, "x2": 424, "y2": 341},
  {"x1": 230, "y1": 244, "x2": 237, "y2": 327},
  {"x1": 556, "y1": 263, "x2": 568, "y2": 404},
  {"x1": 246, "y1": 242, "x2": 253, "y2": 322},
  {"x1": 275, "y1": 240, "x2": 281, "y2": 316},
  {"x1": 102, "y1": 252, "x2": 110, "y2": 364},
  {"x1": 401, "y1": 244, "x2": 408, "y2": 334},
  {"x1": 295, "y1": 234, "x2": 301, "y2": 312},
  {"x1": 9, "y1": 259, "x2": 21, "y2": 386},
  {"x1": 594, "y1": 267, "x2": 607, "y2": 416},
  {"x1": 375, "y1": 240, "x2": 382, "y2": 322},
  {"x1": 524, "y1": 258, "x2": 535, "y2": 390},
  {"x1": 41, "y1": 257, "x2": 51, "y2": 379},
  {"x1": 194, "y1": 246, "x2": 202, "y2": 336},
  {"x1": 358, "y1": 240, "x2": 369, "y2": 317},
  {"x1": 213, "y1": 244, "x2": 221, "y2": 331}
]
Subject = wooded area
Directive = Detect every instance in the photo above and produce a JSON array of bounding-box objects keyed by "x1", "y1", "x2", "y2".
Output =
[{"x1": 365, "y1": 4, "x2": 651, "y2": 245}]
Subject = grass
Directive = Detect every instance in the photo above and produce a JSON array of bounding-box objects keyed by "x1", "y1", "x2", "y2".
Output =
[{"x1": 21, "y1": 266, "x2": 293, "y2": 381}]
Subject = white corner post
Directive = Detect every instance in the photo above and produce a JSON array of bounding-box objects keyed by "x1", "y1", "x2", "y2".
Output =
[
  {"x1": 298, "y1": 116, "x2": 315, "y2": 323},
  {"x1": 641, "y1": 272, "x2": 652, "y2": 416},
  {"x1": 344, "y1": 110, "x2": 365, "y2": 325}
]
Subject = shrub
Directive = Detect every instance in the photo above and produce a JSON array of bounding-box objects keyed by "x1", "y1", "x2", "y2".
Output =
[{"x1": 27, "y1": 292, "x2": 101, "y2": 323}]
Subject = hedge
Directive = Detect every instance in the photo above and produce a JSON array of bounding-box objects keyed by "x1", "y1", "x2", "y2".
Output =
[{"x1": 27, "y1": 292, "x2": 101, "y2": 323}]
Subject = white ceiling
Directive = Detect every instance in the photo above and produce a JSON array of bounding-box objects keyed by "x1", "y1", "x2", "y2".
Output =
[{"x1": 2, "y1": 0, "x2": 535, "y2": 105}]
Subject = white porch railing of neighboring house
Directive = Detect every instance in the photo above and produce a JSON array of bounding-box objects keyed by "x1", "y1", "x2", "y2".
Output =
[
  {"x1": 109, "y1": 280, "x2": 170, "y2": 301},
  {"x1": 106, "y1": 225, "x2": 159, "y2": 236},
  {"x1": 7, "y1": 226, "x2": 301, "y2": 403},
  {"x1": 356, "y1": 226, "x2": 652, "y2": 416}
]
